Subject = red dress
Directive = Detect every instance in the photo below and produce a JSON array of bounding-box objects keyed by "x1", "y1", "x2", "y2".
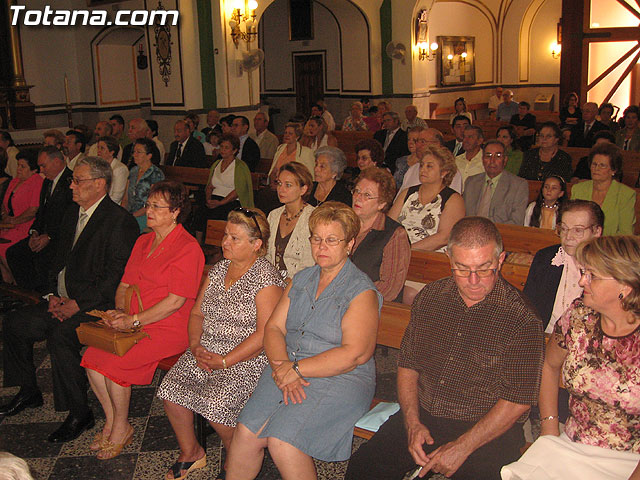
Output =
[
  {"x1": 81, "y1": 224, "x2": 204, "y2": 386},
  {"x1": 0, "y1": 173, "x2": 43, "y2": 257}
]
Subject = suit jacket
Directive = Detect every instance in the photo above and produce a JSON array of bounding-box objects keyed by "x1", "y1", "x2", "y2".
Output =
[
  {"x1": 445, "y1": 139, "x2": 465, "y2": 156},
  {"x1": 463, "y1": 171, "x2": 528, "y2": 224},
  {"x1": 568, "y1": 120, "x2": 609, "y2": 148},
  {"x1": 374, "y1": 128, "x2": 409, "y2": 173},
  {"x1": 122, "y1": 142, "x2": 134, "y2": 169},
  {"x1": 523, "y1": 244, "x2": 562, "y2": 330},
  {"x1": 30, "y1": 167, "x2": 74, "y2": 244},
  {"x1": 241, "y1": 136, "x2": 261, "y2": 172},
  {"x1": 168, "y1": 136, "x2": 207, "y2": 168},
  {"x1": 48, "y1": 196, "x2": 139, "y2": 312}
]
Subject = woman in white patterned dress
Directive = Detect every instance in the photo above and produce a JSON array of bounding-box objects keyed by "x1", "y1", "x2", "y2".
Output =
[
  {"x1": 157, "y1": 208, "x2": 285, "y2": 480},
  {"x1": 388, "y1": 144, "x2": 464, "y2": 253}
]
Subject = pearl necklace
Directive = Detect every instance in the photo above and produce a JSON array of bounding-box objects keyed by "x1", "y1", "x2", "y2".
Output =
[{"x1": 542, "y1": 202, "x2": 558, "y2": 210}]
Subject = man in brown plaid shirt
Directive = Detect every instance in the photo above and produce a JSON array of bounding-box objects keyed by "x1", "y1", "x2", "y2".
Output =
[{"x1": 346, "y1": 217, "x2": 544, "y2": 479}]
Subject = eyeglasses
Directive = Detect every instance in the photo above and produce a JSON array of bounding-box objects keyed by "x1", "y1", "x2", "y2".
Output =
[
  {"x1": 69, "y1": 176, "x2": 99, "y2": 185},
  {"x1": 556, "y1": 224, "x2": 594, "y2": 237},
  {"x1": 483, "y1": 152, "x2": 504, "y2": 159},
  {"x1": 233, "y1": 207, "x2": 262, "y2": 238},
  {"x1": 144, "y1": 202, "x2": 172, "y2": 211},
  {"x1": 579, "y1": 268, "x2": 614, "y2": 284},
  {"x1": 352, "y1": 188, "x2": 379, "y2": 201},
  {"x1": 591, "y1": 162, "x2": 611, "y2": 170},
  {"x1": 309, "y1": 235, "x2": 345, "y2": 246},
  {"x1": 451, "y1": 268, "x2": 498, "y2": 278}
]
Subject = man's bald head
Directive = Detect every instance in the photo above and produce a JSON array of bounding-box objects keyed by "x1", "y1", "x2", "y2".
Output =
[{"x1": 127, "y1": 118, "x2": 151, "y2": 141}]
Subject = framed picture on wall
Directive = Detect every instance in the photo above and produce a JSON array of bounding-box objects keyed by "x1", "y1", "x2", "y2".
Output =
[{"x1": 436, "y1": 36, "x2": 475, "y2": 87}]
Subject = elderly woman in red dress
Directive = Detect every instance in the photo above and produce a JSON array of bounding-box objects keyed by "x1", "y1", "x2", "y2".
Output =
[
  {"x1": 0, "y1": 150, "x2": 43, "y2": 283},
  {"x1": 80, "y1": 181, "x2": 204, "y2": 460}
]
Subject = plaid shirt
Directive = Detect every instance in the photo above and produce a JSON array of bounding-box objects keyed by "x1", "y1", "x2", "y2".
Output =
[{"x1": 399, "y1": 276, "x2": 544, "y2": 423}]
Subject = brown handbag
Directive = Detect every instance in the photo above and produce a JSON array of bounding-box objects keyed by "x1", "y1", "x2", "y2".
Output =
[{"x1": 76, "y1": 285, "x2": 149, "y2": 356}]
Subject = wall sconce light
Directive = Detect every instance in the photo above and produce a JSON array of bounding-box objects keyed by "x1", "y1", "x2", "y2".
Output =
[
  {"x1": 550, "y1": 42, "x2": 561, "y2": 59},
  {"x1": 229, "y1": 0, "x2": 258, "y2": 48},
  {"x1": 418, "y1": 41, "x2": 438, "y2": 61}
]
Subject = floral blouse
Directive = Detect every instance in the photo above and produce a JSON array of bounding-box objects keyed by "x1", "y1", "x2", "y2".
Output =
[
  {"x1": 555, "y1": 299, "x2": 640, "y2": 452},
  {"x1": 397, "y1": 186, "x2": 456, "y2": 252}
]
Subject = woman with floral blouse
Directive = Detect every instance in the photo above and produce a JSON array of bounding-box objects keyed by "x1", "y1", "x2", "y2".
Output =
[{"x1": 502, "y1": 236, "x2": 640, "y2": 480}]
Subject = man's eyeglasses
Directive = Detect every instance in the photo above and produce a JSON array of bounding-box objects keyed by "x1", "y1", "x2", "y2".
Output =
[
  {"x1": 233, "y1": 207, "x2": 262, "y2": 238},
  {"x1": 451, "y1": 268, "x2": 498, "y2": 278},
  {"x1": 556, "y1": 224, "x2": 594, "y2": 237},
  {"x1": 69, "y1": 176, "x2": 99, "y2": 185},
  {"x1": 309, "y1": 236, "x2": 345, "y2": 247},
  {"x1": 483, "y1": 152, "x2": 504, "y2": 159}
]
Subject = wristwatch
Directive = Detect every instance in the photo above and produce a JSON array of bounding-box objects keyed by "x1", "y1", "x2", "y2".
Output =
[
  {"x1": 292, "y1": 359, "x2": 305, "y2": 380},
  {"x1": 132, "y1": 314, "x2": 141, "y2": 329}
]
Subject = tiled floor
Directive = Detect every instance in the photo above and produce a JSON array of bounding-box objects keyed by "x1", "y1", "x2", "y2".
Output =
[{"x1": 0, "y1": 300, "x2": 402, "y2": 480}]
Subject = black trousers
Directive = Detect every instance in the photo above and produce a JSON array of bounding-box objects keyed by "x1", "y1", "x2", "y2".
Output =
[
  {"x1": 6, "y1": 238, "x2": 52, "y2": 293},
  {"x1": 2, "y1": 303, "x2": 92, "y2": 417},
  {"x1": 344, "y1": 409, "x2": 524, "y2": 480}
]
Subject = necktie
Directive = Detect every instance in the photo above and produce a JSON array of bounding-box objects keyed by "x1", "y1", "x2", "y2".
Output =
[
  {"x1": 584, "y1": 123, "x2": 591, "y2": 137},
  {"x1": 174, "y1": 143, "x2": 183, "y2": 165},
  {"x1": 453, "y1": 142, "x2": 462, "y2": 156},
  {"x1": 384, "y1": 130, "x2": 393, "y2": 151},
  {"x1": 477, "y1": 179, "x2": 493, "y2": 217},
  {"x1": 73, "y1": 212, "x2": 88, "y2": 247},
  {"x1": 58, "y1": 212, "x2": 89, "y2": 297},
  {"x1": 44, "y1": 181, "x2": 53, "y2": 204}
]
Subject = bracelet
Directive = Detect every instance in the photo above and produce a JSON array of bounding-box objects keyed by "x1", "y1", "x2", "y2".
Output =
[
  {"x1": 292, "y1": 359, "x2": 306, "y2": 380},
  {"x1": 541, "y1": 415, "x2": 558, "y2": 421},
  {"x1": 222, "y1": 356, "x2": 227, "y2": 369}
]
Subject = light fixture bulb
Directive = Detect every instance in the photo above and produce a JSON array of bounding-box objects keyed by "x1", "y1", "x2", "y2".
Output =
[
  {"x1": 447, "y1": 54, "x2": 453, "y2": 60},
  {"x1": 232, "y1": 0, "x2": 244, "y2": 9},
  {"x1": 417, "y1": 42, "x2": 428, "y2": 50},
  {"x1": 430, "y1": 42, "x2": 438, "y2": 51},
  {"x1": 248, "y1": 0, "x2": 258, "y2": 9},
  {"x1": 461, "y1": 52, "x2": 467, "y2": 58}
]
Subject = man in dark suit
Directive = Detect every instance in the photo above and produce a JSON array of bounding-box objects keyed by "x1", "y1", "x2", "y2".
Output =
[
  {"x1": 373, "y1": 111, "x2": 409, "y2": 173},
  {"x1": 445, "y1": 115, "x2": 470, "y2": 156},
  {"x1": 6, "y1": 147, "x2": 74, "y2": 293},
  {"x1": 122, "y1": 118, "x2": 151, "y2": 168},
  {"x1": 0, "y1": 157, "x2": 139, "y2": 443},
  {"x1": 463, "y1": 140, "x2": 528, "y2": 224},
  {"x1": 167, "y1": 120, "x2": 207, "y2": 168},
  {"x1": 201, "y1": 109, "x2": 222, "y2": 138},
  {"x1": 569, "y1": 102, "x2": 609, "y2": 148},
  {"x1": 231, "y1": 115, "x2": 261, "y2": 171}
]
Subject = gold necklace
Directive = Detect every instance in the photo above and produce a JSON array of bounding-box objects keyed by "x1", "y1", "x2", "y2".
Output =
[{"x1": 284, "y1": 204, "x2": 305, "y2": 224}]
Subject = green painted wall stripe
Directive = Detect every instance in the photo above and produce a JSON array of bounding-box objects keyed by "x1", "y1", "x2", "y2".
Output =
[
  {"x1": 197, "y1": 0, "x2": 216, "y2": 108},
  {"x1": 380, "y1": 0, "x2": 392, "y2": 95}
]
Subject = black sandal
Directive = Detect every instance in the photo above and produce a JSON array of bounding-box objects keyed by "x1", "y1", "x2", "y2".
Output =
[{"x1": 165, "y1": 454, "x2": 206, "y2": 480}]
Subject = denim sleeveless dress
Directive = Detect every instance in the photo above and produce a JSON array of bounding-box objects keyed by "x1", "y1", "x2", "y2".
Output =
[{"x1": 237, "y1": 259, "x2": 383, "y2": 461}]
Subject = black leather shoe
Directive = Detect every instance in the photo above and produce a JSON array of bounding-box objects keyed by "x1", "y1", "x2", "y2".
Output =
[
  {"x1": 0, "y1": 390, "x2": 43, "y2": 416},
  {"x1": 47, "y1": 411, "x2": 95, "y2": 443}
]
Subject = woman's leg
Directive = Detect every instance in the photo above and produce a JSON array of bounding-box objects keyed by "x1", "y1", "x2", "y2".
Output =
[
  {"x1": 86, "y1": 369, "x2": 114, "y2": 437},
  {"x1": 226, "y1": 423, "x2": 268, "y2": 480},
  {"x1": 210, "y1": 423, "x2": 235, "y2": 451},
  {"x1": 103, "y1": 379, "x2": 132, "y2": 442},
  {"x1": 163, "y1": 400, "x2": 205, "y2": 478},
  {"x1": 0, "y1": 256, "x2": 15, "y2": 284},
  {"x1": 267, "y1": 437, "x2": 317, "y2": 480}
]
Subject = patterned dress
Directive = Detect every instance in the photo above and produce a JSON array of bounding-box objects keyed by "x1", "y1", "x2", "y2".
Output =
[
  {"x1": 555, "y1": 299, "x2": 640, "y2": 452},
  {"x1": 157, "y1": 257, "x2": 285, "y2": 426},
  {"x1": 397, "y1": 185, "x2": 456, "y2": 252}
]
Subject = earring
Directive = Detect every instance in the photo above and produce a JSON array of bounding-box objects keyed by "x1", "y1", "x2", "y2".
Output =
[
  {"x1": 173, "y1": 217, "x2": 177, "y2": 224},
  {"x1": 619, "y1": 292, "x2": 624, "y2": 300}
]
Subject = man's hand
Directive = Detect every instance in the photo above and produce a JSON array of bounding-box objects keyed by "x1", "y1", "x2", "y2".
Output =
[
  {"x1": 406, "y1": 421, "x2": 434, "y2": 468},
  {"x1": 29, "y1": 233, "x2": 50, "y2": 252},
  {"x1": 48, "y1": 296, "x2": 79, "y2": 321},
  {"x1": 206, "y1": 199, "x2": 220, "y2": 209},
  {"x1": 422, "y1": 438, "x2": 472, "y2": 478}
]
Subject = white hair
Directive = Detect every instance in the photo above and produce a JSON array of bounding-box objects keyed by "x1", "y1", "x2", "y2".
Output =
[{"x1": 0, "y1": 453, "x2": 33, "y2": 480}]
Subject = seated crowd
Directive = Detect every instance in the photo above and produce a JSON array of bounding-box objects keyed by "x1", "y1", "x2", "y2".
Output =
[{"x1": 0, "y1": 96, "x2": 638, "y2": 480}]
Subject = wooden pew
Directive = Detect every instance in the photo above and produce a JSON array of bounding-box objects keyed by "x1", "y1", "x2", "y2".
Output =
[
  {"x1": 428, "y1": 119, "x2": 452, "y2": 136},
  {"x1": 160, "y1": 165, "x2": 210, "y2": 187}
]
